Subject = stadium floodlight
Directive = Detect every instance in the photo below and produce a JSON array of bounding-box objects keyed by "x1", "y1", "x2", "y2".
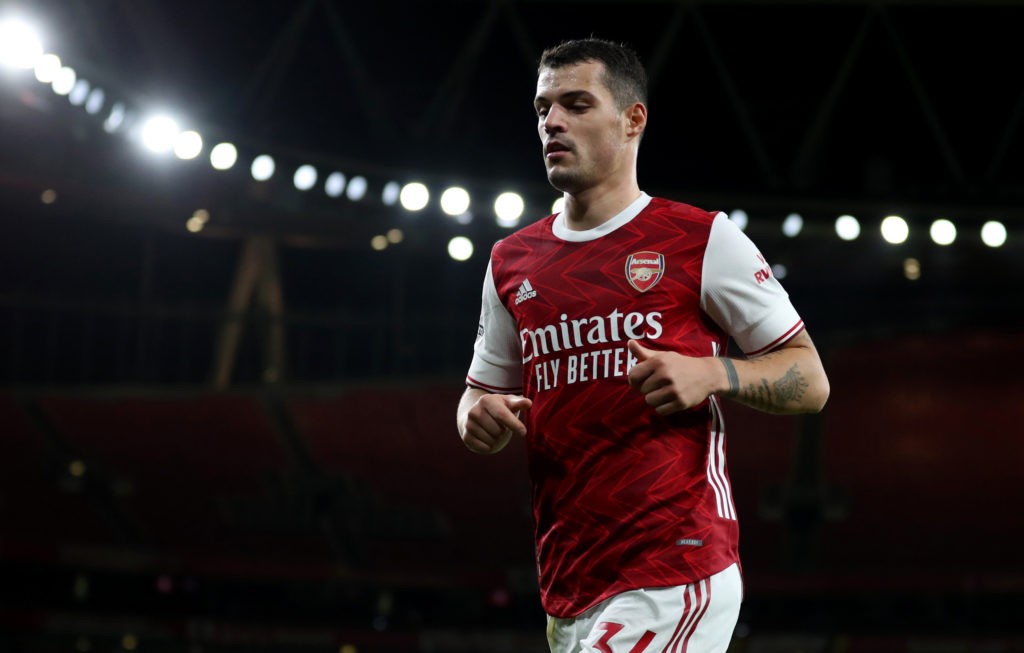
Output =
[
  {"x1": 293, "y1": 164, "x2": 317, "y2": 191},
  {"x1": 440, "y1": 187, "x2": 471, "y2": 216},
  {"x1": 140, "y1": 114, "x2": 179, "y2": 154},
  {"x1": 781, "y1": 213, "x2": 803, "y2": 237},
  {"x1": 324, "y1": 172, "x2": 346, "y2": 197},
  {"x1": 174, "y1": 130, "x2": 203, "y2": 160},
  {"x1": 51, "y1": 66, "x2": 76, "y2": 95},
  {"x1": 251, "y1": 154, "x2": 275, "y2": 181},
  {"x1": 400, "y1": 182, "x2": 429, "y2": 211},
  {"x1": 381, "y1": 181, "x2": 400, "y2": 206},
  {"x1": 84, "y1": 87, "x2": 105, "y2": 115},
  {"x1": 930, "y1": 219, "x2": 956, "y2": 246},
  {"x1": 494, "y1": 191, "x2": 524, "y2": 227},
  {"x1": 448, "y1": 236, "x2": 474, "y2": 261},
  {"x1": 771, "y1": 263, "x2": 788, "y2": 280},
  {"x1": 551, "y1": 196, "x2": 565, "y2": 215},
  {"x1": 104, "y1": 102, "x2": 126, "y2": 133},
  {"x1": 33, "y1": 52, "x2": 60, "y2": 82},
  {"x1": 835, "y1": 215, "x2": 860, "y2": 241},
  {"x1": 0, "y1": 17, "x2": 44, "y2": 69},
  {"x1": 209, "y1": 142, "x2": 237, "y2": 170},
  {"x1": 387, "y1": 228, "x2": 403, "y2": 244},
  {"x1": 68, "y1": 78, "x2": 89, "y2": 106},
  {"x1": 346, "y1": 176, "x2": 368, "y2": 201},
  {"x1": 729, "y1": 209, "x2": 748, "y2": 231},
  {"x1": 370, "y1": 235, "x2": 388, "y2": 251},
  {"x1": 981, "y1": 221, "x2": 1007, "y2": 248},
  {"x1": 903, "y1": 257, "x2": 921, "y2": 281},
  {"x1": 880, "y1": 215, "x2": 909, "y2": 244}
]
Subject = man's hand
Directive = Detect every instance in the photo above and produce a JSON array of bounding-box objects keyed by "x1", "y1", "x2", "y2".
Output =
[
  {"x1": 626, "y1": 340, "x2": 722, "y2": 416},
  {"x1": 458, "y1": 389, "x2": 533, "y2": 454}
]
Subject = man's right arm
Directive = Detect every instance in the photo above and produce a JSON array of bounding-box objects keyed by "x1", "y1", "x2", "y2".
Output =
[{"x1": 457, "y1": 387, "x2": 532, "y2": 455}]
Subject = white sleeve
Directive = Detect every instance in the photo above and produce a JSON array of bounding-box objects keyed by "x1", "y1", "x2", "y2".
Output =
[
  {"x1": 466, "y1": 259, "x2": 523, "y2": 393},
  {"x1": 700, "y1": 213, "x2": 804, "y2": 356}
]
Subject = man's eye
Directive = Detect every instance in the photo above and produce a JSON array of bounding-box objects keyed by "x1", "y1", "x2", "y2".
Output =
[
  {"x1": 572, "y1": 105, "x2": 588, "y2": 113},
  {"x1": 536, "y1": 108, "x2": 548, "y2": 117}
]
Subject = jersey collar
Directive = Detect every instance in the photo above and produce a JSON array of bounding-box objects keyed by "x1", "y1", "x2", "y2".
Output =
[{"x1": 551, "y1": 192, "x2": 652, "y2": 242}]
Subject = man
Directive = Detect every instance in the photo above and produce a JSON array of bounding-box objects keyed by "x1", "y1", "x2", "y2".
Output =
[{"x1": 457, "y1": 38, "x2": 829, "y2": 652}]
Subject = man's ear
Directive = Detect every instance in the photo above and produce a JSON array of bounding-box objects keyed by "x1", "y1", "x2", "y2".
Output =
[{"x1": 625, "y1": 102, "x2": 648, "y2": 139}]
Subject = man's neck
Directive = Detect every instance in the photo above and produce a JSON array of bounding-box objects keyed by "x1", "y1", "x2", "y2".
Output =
[{"x1": 560, "y1": 179, "x2": 643, "y2": 232}]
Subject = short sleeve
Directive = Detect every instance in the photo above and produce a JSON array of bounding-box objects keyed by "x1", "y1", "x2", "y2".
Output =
[
  {"x1": 466, "y1": 258, "x2": 523, "y2": 393},
  {"x1": 700, "y1": 213, "x2": 804, "y2": 356}
]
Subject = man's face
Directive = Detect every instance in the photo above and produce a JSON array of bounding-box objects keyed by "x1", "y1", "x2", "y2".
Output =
[{"x1": 534, "y1": 60, "x2": 631, "y2": 194}]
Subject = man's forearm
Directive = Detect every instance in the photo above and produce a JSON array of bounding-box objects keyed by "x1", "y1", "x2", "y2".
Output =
[{"x1": 718, "y1": 333, "x2": 829, "y2": 415}]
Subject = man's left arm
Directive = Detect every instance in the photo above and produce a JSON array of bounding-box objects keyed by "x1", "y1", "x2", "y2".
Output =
[{"x1": 627, "y1": 329, "x2": 829, "y2": 416}]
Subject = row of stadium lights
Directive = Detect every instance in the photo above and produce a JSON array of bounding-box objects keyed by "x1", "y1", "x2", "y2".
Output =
[
  {"x1": 727, "y1": 210, "x2": 1008, "y2": 248},
  {"x1": 2, "y1": 15, "x2": 1012, "y2": 265},
  {"x1": 0, "y1": 17, "x2": 531, "y2": 236}
]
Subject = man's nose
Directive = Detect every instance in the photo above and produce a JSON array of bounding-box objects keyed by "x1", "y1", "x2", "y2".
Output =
[{"x1": 543, "y1": 106, "x2": 566, "y2": 133}]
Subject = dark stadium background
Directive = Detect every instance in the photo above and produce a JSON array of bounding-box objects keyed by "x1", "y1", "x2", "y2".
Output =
[{"x1": 1, "y1": 1, "x2": 1023, "y2": 652}]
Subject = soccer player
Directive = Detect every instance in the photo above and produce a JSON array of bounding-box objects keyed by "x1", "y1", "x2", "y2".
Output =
[{"x1": 457, "y1": 38, "x2": 829, "y2": 653}]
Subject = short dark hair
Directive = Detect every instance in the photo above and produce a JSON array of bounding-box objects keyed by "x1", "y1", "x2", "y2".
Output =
[{"x1": 538, "y1": 38, "x2": 648, "y2": 110}]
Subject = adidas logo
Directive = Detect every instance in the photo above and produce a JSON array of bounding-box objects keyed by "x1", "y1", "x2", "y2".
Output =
[{"x1": 514, "y1": 279, "x2": 537, "y2": 305}]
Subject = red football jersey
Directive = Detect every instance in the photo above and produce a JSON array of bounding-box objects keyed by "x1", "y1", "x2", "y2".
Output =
[{"x1": 466, "y1": 194, "x2": 803, "y2": 617}]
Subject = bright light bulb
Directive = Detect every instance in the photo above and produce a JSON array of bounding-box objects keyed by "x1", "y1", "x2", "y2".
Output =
[
  {"x1": 346, "y1": 176, "x2": 368, "y2": 201},
  {"x1": 174, "y1": 130, "x2": 203, "y2": 160},
  {"x1": 325, "y1": 172, "x2": 346, "y2": 197},
  {"x1": 440, "y1": 187, "x2": 470, "y2": 216},
  {"x1": 781, "y1": 213, "x2": 803, "y2": 237},
  {"x1": 293, "y1": 164, "x2": 317, "y2": 191},
  {"x1": 68, "y1": 78, "x2": 89, "y2": 106},
  {"x1": 0, "y1": 18, "x2": 44, "y2": 69},
  {"x1": 930, "y1": 218, "x2": 956, "y2": 246},
  {"x1": 251, "y1": 154, "x2": 275, "y2": 181},
  {"x1": 33, "y1": 52, "x2": 60, "y2": 82},
  {"x1": 210, "y1": 142, "x2": 237, "y2": 170},
  {"x1": 495, "y1": 192, "x2": 524, "y2": 227},
  {"x1": 400, "y1": 182, "x2": 429, "y2": 211},
  {"x1": 84, "y1": 87, "x2": 105, "y2": 115},
  {"x1": 835, "y1": 215, "x2": 860, "y2": 241},
  {"x1": 140, "y1": 115, "x2": 179, "y2": 154},
  {"x1": 880, "y1": 215, "x2": 909, "y2": 244},
  {"x1": 381, "y1": 181, "x2": 400, "y2": 206},
  {"x1": 981, "y1": 221, "x2": 1007, "y2": 248},
  {"x1": 448, "y1": 236, "x2": 474, "y2": 261},
  {"x1": 51, "y1": 66, "x2": 76, "y2": 95}
]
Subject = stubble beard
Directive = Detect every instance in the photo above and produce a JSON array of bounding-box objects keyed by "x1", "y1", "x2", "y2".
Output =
[{"x1": 546, "y1": 163, "x2": 587, "y2": 195}]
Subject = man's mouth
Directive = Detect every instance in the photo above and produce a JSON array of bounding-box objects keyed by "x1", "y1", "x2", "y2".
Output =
[{"x1": 545, "y1": 141, "x2": 571, "y2": 158}]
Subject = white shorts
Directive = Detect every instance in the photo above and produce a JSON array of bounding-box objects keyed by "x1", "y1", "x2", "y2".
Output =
[{"x1": 546, "y1": 563, "x2": 742, "y2": 653}]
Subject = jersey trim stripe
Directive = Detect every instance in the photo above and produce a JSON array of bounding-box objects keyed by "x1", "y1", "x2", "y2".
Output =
[
  {"x1": 707, "y1": 396, "x2": 736, "y2": 520},
  {"x1": 745, "y1": 320, "x2": 805, "y2": 356},
  {"x1": 465, "y1": 375, "x2": 522, "y2": 394}
]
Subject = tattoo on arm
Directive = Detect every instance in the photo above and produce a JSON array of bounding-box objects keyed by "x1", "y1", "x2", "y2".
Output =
[
  {"x1": 737, "y1": 364, "x2": 810, "y2": 412},
  {"x1": 720, "y1": 358, "x2": 740, "y2": 396}
]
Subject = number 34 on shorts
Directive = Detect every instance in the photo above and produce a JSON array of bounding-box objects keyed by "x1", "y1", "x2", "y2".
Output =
[{"x1": 546, "y1": 563, "x2": 743, "y2": 653}]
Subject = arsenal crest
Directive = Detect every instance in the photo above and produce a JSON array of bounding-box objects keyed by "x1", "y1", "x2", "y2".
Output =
[{"x1": 625, "y1": 251, "x2": 665, "y2": 292}]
